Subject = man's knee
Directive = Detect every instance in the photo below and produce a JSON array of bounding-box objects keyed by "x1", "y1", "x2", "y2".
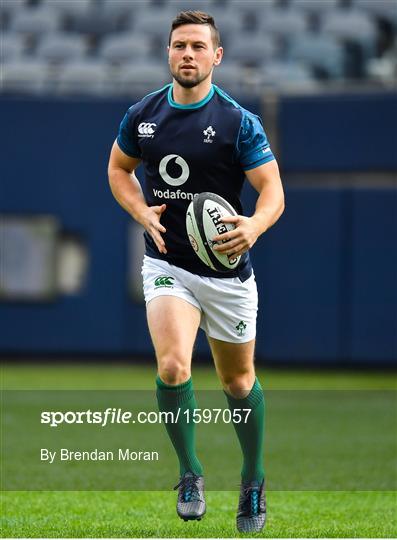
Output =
[
  {"x1": 158, "y1": 353, "x2": 191, "y2": 385},
  {"x1": 220, "y1": 370, "x2": 255, "y2": 398}
]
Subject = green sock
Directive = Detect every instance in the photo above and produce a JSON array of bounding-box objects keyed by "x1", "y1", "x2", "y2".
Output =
[
  {"x1": 156, "y1": 375, "x2": 203, "y2": 477},
  {"x1": 225, "y1": 377, "x2": 265, "y2": 483}
]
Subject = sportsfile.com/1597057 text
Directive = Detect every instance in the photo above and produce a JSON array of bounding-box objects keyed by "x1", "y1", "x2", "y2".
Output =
[{"x1": 40, "y1": 408, "x2": 252, "y2": 427}]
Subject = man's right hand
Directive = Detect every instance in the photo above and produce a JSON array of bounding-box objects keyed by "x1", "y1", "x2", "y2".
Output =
[
  {"x1": 108, "y1": 142, "x2": 167, "y2": 254},
  {"x1": 140, "y1": 204, "x2": 167, "y2": 254}
]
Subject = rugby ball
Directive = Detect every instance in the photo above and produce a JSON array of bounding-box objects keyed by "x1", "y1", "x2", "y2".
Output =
[{"x1": 186, "y1": 192, "x2": 241, "y2": 272}]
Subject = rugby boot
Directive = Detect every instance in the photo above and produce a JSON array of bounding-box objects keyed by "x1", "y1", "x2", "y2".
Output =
[
  {"x1": 236, "y1": 479, "x2": 266, "y2": 533},
  {"x1": 174, "y1": 471, "x2": 206, "y2": 521}
]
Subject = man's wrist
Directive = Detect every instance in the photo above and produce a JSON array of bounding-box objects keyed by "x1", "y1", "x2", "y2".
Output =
[
  {"x1": 129, "y1": 201, "x2": 149, "y2": 226},
  {"x1": 250, "y1": 212, "x2": 270, "y2": 235}
]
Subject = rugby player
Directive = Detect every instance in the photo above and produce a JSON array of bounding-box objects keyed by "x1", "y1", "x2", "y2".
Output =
[{"x1": 108, "y1": 11, "x2": 284, "y2": 533}]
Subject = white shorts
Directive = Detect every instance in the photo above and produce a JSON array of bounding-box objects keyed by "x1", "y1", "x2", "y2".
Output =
[{"x1": 142, "y1": 256, "x2": 258, "y2": 343}]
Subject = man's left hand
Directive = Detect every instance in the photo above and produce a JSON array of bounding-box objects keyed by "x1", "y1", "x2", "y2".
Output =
[{"x1": 212, "y1": 215, "x2": 264, "y2": 258}]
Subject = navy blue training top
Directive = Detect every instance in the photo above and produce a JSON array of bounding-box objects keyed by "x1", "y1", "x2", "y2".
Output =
[{"x1": 116, "y1": 83, "x2": 275, "y2": 281}]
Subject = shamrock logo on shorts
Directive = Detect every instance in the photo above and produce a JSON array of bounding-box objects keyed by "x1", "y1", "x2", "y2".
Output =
[{"x1": 236, "y1": 320, "x2": 247, "y2": 336}]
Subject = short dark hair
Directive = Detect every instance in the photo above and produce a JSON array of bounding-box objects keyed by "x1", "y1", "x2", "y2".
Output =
[{"x1": 169, "y1": 10, "x2": 221, "y2": 49}]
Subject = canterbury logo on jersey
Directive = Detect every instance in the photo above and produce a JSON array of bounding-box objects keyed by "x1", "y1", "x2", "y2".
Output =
[
  {"x1": 154, "y1": 276, "x2": 174, "y2": 288},
  {"x1": 138, "y1": 122, "x2": 157, "y2": 138}
]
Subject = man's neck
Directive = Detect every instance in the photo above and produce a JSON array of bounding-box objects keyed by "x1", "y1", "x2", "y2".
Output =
[{"x1": 172, "y1": 79, "x2": 213, "y2": 105}]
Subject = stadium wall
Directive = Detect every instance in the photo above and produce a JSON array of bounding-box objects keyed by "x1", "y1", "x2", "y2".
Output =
[{"x1": 1, "y1": 93, "x2": 396, "y2": 364}]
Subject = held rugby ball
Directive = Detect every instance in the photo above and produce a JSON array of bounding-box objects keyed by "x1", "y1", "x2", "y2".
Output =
[{"x1": 186, "y1": 192, "x2": 241, "y2": 272}]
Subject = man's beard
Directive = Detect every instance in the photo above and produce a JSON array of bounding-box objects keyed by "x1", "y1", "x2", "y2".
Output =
[{"x1": 170, "y1": 66, "x2": 212, "y2": 89}]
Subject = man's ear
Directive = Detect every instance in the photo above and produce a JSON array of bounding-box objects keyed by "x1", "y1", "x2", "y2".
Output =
[{"x1": 214, "y1": 46, "x2": 223, "y2": 66}]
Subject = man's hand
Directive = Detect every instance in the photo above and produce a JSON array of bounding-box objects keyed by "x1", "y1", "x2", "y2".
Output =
[
  {"x1": 212, "y1": 161, "x2": 285, "y2": 258},
  {"x1": 140, "y1": 204, "x2": 167, "y2": 254},
  {"x1": 212, "y1": 215, "x2": 263, "y2": 258}
]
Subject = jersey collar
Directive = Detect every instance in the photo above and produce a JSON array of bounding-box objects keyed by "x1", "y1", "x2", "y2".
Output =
[{"x1": 167, "y1": 84, "x2": 215, "y2": 110}]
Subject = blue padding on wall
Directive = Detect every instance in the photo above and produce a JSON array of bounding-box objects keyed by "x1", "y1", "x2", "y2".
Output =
[
  {"x1": 349, "y1": 189, "x2": 397, "y2": 361},
  {"x1": 279, "y1": 93, "x2": 397, "y2": 172},
  {"x1": 251, "y1": 188, "x2": 343, "y2": 362},
  {"x1": 0, "y1": 98, "x2": 142, "y2": 352},
  {"x1": 1, "y1": 98, "x2": 396, "y2": 363}
]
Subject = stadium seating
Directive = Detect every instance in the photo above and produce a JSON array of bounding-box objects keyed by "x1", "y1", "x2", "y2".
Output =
[
  {"x1": 1, "y1": 34, "x2": 26, "y2": 63},
  {"x1": 212, "y1": 62, "x2": 247, "y2": 95},
  {"x1": 41, "y1": 0, "x2": 92, "y2": 19},
  {"x1": 208, "y1": 11, "x2": 243, "y2": 46},
  {"x1": 100, "y1": 34, "x2": 152, "y2": 64},
  {"x1": 227, "y1": 33, "x2": 279, "y2": 66},
  {"x1": 353, "y1": 0, "x2": 397, "y2": 26},
  {"x1": 100, "y1": 0, "x2": 143, "y2": 32},
  {"x1": 10, "y1": 6, "x2": 62, "y2": 35},
  {"x1": 67, "y1": 9, "x2": 120, "y2": 36},
  {"x1": 167, "y1": 0, "x2": 213, "y2": 14},
  {"x1": 258, "y1": 7, "x2": 309, "y2": 36},
  {"x1": 288, "y1": 32, "x2": 345, "y2": 78},
  {"x1": 0, "y1": 0, "x2": 27, "y2": 17},
  {"x1": 260, "y1": 60, "x2": 316, "y2": 87},
  {"x1": 131, "y1": 9, "x2": 178, "y2": 44},
  {"x1": 0, "y1": 0, "x2": 395, "y2": 96},
  {"x1": 55, "y1": 60, "x2": 110, "y2": 96},
  {"x1": 235, "y1": 0, "x2": 278, "y2": 17},
  {"x1": 117, "y1": 62, "x2": 171, "y2": 96},
  {"x1": 289, "y1": 0, "x2": 339, "y2": 12},
  {"x1": 102, "y1": 0, "x2": 140, "y2": 18},
  {"x1": 36, "y1": 33, "x2": 89, "y2": 64},
  {"x1": 321, "y1": 8, "x2": 377, "y2": 58},
  {"x1": 1, "y1": 59, "x2": 49, "y2": 94}
]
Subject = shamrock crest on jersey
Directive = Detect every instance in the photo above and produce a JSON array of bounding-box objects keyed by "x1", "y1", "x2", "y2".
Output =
[{"x1": 203, "y1": 125, "x2": 216, "y2": 143}]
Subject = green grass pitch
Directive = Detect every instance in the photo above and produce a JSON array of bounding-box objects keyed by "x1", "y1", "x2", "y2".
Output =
[{"x1": 1, "y1": 363, "x2": 396, "y2": 538}]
